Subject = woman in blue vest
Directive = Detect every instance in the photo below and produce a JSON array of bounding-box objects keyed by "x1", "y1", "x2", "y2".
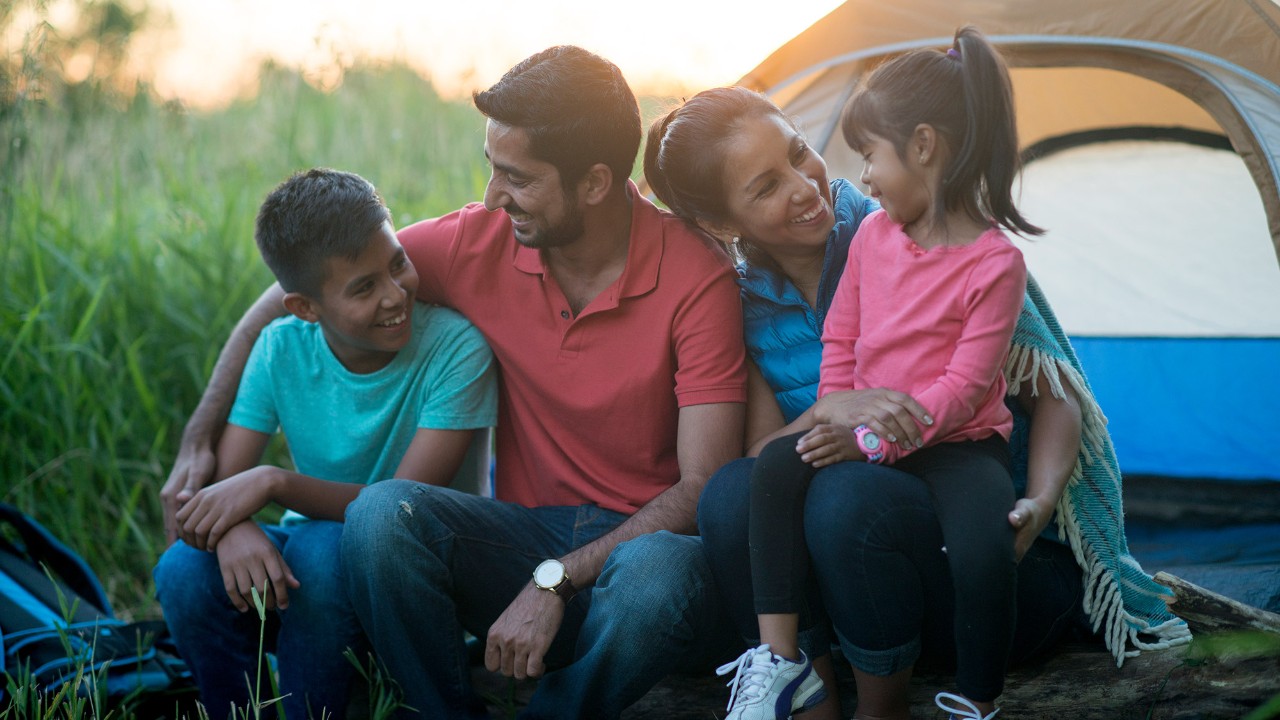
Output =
[{"x1": 643, "y1": 86, "x2": 1188, "y2": 720}]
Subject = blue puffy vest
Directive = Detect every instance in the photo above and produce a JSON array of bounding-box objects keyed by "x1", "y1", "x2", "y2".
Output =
[{"x1": 738, "y1": 179, "x2": 879, "y2": 423}]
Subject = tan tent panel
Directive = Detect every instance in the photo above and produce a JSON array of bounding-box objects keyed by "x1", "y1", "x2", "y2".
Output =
[{"x1": 738, "y1": 0, "x2": 1280, "y2": 263}]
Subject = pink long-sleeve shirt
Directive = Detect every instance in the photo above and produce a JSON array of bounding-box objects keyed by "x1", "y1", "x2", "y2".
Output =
[{"x1": 818, "y1": 210, "x2": 1027, "y2": 465}]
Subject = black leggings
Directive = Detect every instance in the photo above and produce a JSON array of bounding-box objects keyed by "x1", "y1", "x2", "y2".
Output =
[{"x1": 748, "y1": 431, "x2": 1017, "y2": 701}]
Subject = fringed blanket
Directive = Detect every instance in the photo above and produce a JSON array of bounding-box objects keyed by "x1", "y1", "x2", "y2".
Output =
[{"x1": 1005, "y1": 277, "x2": 1192, "y2": 666}]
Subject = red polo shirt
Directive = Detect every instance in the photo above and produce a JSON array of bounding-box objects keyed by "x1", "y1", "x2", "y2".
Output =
[{"x1": 400, "y1": 183, "x2": 746, "y2": 514}]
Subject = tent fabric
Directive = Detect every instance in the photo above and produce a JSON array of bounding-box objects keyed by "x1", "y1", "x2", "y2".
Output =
[
  {"x1": 1016, "y1": 141, "x2": 1278, "y2": 338},
  {"x1": 737, "y1": 0, "x2": 1280, "y2": 482},
  {"x1": 1015, "y1": 140, "x2": 1280, "y2": 481},
  {"x1": 1072, "y1": 337, "x2": 1279, "y2": 481},
  {"x1": 1127, "y1": 521, "x2": 1280, "y2": 613}
]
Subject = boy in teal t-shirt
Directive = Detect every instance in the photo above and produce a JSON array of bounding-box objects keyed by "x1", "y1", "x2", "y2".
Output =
[{"x1": 154, "y1": 168, "x2": 497, "y2": 720}]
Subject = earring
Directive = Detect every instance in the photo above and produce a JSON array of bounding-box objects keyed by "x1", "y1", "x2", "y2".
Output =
[{"x1": 731, "y1": 236, "x2": 741, "y2": 246}]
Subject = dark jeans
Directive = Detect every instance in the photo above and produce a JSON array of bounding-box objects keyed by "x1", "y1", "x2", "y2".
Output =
[
  {"x1": 341, "y1": 480, "x2": 738, "y2": 720},
  {"x1": 699, "y1": 443, "x2": 1082, "y2": 703}
]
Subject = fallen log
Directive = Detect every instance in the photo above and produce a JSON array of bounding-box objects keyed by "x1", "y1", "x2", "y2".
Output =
[{"x1": 1156, "y1": 570, "x2": 1280, "y2": 636}]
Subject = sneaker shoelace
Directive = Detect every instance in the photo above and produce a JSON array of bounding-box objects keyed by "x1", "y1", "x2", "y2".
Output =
[
  {"x1": 715, "y1": 644, "x2": 777, "y2": 710},
  {"x1": 935, "y1": 691, "x2": 1000, "y2": 720}
]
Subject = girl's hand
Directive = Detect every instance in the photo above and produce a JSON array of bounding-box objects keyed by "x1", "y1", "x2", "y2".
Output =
[
  {"x1": 214, "y1": 521, "x2": 300, "y2": 612},
  {"x1": 797, "y1": 424, "x2": 860, "y2": 467},
  {"x1": 813, "y1": 388, "x2": 932, "y2": 450},
  {"x1": 177, "y1": 466, "x2": 279, "y2": 551},
  {"x1": 1008, "y1": 497, "x2": 1053, "y2": 562}
]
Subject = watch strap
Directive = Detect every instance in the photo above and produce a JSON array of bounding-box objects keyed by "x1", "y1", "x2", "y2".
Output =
[{"x1": 550, "y1": 575, "x2": 578, "y2": 603}]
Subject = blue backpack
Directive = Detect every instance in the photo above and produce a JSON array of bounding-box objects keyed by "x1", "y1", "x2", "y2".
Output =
[{"x1": 0, "y1": 502, "x2": 194, "y2": 707}]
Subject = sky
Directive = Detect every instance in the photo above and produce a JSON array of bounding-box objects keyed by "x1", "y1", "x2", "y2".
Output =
[{"x1": 105, "y1": 0, "x2": 845, "y2": 108}]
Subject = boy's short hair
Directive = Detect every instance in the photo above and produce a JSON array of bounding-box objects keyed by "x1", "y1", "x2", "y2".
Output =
[
  {"x1": 254, "y1": 168, "x2": 392, "y2": 296},
  {"x1": 473, "y1": 45, "x2": 641, "y2": 191}
]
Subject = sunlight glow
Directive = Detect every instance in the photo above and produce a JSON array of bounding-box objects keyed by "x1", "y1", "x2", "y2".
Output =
[{"x1": 130, "y1": 0, "x2": 844, "y2": 108}]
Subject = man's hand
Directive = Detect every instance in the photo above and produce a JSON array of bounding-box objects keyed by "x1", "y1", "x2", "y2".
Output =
[
  {"x1": 796, "y1": 424, "x2": 861, "y2": 467},
  {"x1": 160, "y1": 440, "x2": 217, "y2": 545},
  {"x1": 215, "y1": 521, "x2": 300, "y2": 612},
  {"x1": 813, "y1": 388, "x2": 932, "y2": 450},
  {"x1": 484, "y1": 584, "x2": 565, "y2": 680},
  {"x1": 1008, "y1": 497, "x2": 1052, "y2": 562},
  {"x1": 177, "y1": 466, "x2": 278, "y2": 551}
]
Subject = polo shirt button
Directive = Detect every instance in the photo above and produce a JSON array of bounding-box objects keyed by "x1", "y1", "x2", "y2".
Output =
[{"x1": 560, "y1": 310, "x2": 570, "y2": 319}]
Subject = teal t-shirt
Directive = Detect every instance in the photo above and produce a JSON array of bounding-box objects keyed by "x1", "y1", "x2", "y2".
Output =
[{"x1": 228, "y1": 301, "x2": 498, "y2": 521}]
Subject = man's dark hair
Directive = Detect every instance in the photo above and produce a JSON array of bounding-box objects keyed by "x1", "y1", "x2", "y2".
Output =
[
  {"x1": 254, "y1": 168, "x2": 391, "y2": 296},
  {"x1": 473, "y1": 45, "x2": 641, "y2": 190}
]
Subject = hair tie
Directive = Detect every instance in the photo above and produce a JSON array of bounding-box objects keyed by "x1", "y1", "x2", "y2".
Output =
[{"x1": 946, "y1": 48, "x2": 960, "y2": 60}]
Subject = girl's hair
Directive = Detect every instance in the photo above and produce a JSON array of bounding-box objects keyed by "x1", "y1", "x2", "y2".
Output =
[
  {"x1": 841, "y1": 25, "x2": 1043, "y2": 236},
  {"x1": 643, "y1": 86, "x2": 794, "y2": 270}
]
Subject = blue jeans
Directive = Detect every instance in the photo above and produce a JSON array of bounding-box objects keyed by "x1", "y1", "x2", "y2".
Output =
[
  {"x1": 341, "y1": 480, "x2": 738, "y2": 720},
  {"x1": 154, "y1": 520, "x2": 365, "y2": 720},
  {"x1": 699, "y1": 456, "x2": 1082, "y2": 696}
]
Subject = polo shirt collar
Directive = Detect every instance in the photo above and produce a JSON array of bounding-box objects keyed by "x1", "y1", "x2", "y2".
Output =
[{"x1": 511, "y1": 180, "x2": 662, "y2": 300}]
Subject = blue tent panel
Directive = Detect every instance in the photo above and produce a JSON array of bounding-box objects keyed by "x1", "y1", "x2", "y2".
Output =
[{"x1": 1071, "y1": 337, "x2": 1280, "y2": 481}]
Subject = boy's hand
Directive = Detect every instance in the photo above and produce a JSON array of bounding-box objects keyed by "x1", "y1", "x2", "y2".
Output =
[
  {"x1": 796, "y1": 424, "x2": 861, "y2": 467},
  {"x1": 814, "y1": 388, "x2": 932, "y2": 450},
  {"x1": 160, "y1": 441, "x2": 217, "y2": 545},
  {"x1": 215, "y1": 521, "x2": 300, "y2": 612},
  {"x1": 177, "y1": 466, "x2": 278, "y2": 551},
  {"x1": 484, "y1": 583, "x2": 564, "y2": 680}
]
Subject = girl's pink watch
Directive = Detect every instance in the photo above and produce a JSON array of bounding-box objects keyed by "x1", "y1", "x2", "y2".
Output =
[{"x1": 854, "y1": 424, "x2": 885, "y2": 463}]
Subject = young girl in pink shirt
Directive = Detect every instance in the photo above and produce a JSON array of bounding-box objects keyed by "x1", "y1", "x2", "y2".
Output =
[{"x1": 720, "y1": 26, "x2": 1040, "y2": 720}]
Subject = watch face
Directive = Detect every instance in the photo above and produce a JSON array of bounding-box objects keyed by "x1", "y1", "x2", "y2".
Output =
[
  {"x1": 534, "y1": 560, "x2": 564, "y2": 588},
  {"x1": 863, "y1": 432, "x2": 880, "y2": 451}
]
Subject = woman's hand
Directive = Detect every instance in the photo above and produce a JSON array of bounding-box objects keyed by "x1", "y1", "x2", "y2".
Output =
[
  {"x1": 1008, "y1": 497, "x2": 1053, "y2": 562},
  {"x1": 177, "y1": 466, "x2": 279, "y2": 551},
  {"x1": 812, "y1": 388, "x2": 932, "y2": 450},
  {"x1": 214, "y1": 521, "x2": 300, "y2": 612},
  {"x1": 797, "y1": 424, "x2": 860, "y2": 467}
]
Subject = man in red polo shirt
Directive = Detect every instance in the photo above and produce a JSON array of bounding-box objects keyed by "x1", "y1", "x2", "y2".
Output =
[{"x1": 161, "y1": 46, "x2": 747, "y2": 719}]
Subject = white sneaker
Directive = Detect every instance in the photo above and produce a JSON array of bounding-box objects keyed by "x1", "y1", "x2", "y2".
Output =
[
  {"x1": 935, "y1": 691, "x2": 1000, "y2": 720},
  {"x1": 714, "y1": 644, "x2": 827, "y2": 720}
]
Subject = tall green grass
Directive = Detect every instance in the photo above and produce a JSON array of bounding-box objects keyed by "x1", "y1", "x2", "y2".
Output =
[{"x1": 1, "y1": 61, "x2": 492, "y2": 617}]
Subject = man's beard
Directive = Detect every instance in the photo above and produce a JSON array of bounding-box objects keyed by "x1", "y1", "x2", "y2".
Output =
[{"x1": 513, "y1": 202, "x2": 586, "y2": 250}]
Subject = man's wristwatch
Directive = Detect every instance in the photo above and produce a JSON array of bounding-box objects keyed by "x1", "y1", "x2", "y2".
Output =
[
  {"x1": 533, "y1": 558, "x2": 578, "y2": 603},
  {"x1": 854, "y1": 424, "x2": 885, "y2": 463}
]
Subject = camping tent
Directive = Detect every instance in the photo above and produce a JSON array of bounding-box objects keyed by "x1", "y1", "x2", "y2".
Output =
[{"x1": 737, "y1": 0, "x2": 1280, "y2": 483}]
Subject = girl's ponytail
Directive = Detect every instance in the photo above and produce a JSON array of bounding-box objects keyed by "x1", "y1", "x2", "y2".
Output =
[{"x1": 947, "y1": 26, "x2": 1043, "y2": 236}]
